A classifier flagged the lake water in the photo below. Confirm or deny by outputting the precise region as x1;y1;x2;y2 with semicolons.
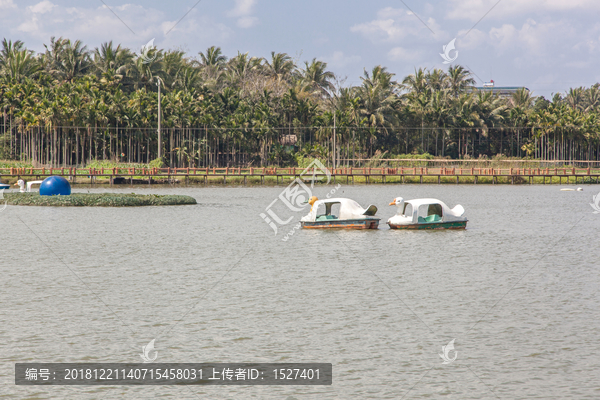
1;183;599;399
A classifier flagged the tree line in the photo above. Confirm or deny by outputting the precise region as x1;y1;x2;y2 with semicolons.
1;37;600;168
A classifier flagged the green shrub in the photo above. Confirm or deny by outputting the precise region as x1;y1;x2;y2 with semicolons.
0;160;34;168
295;155;328;169
149;157;166;169
4;192;197;207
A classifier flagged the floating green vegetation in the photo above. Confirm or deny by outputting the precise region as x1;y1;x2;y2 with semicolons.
3;192;197;207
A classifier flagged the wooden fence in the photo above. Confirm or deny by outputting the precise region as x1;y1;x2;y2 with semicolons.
2;166;600;185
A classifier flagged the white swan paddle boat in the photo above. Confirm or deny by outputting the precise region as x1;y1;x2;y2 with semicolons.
300;197;380;229
387;197;467;230
15;179;44;192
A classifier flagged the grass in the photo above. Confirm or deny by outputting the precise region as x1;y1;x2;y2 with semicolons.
3;192;197;207
0;160;34;168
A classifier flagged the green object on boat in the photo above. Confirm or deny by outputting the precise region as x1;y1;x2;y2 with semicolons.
316;215;338;221
418;214;442;223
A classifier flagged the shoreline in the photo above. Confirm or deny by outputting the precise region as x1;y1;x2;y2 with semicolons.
3;175;598;188
3;166;599;187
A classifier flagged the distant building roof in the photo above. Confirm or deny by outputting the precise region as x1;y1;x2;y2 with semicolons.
469;86;529;98
473;87;528;90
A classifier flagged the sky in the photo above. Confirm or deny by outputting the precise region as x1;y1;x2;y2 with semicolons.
1;0;600;98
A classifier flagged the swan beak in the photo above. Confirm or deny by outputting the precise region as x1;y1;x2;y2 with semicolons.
389;201;395;206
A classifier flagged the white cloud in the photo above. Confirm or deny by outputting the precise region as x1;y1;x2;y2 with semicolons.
28;0;55;14
447;0;600;21
228;0;255;17
565;60;591;68
485;18;578;60
451;17;599;77
17;20;39;34
388;46;422;62
352;17;406;42
323;51;361;69
0;0;16;10
351;7;444;43
227;0;258;28
455;29;486;50
237;16;257;29
488;23;518;50
7;2;232;53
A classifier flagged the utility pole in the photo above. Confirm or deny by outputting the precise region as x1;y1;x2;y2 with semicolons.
333;112;336;169
157;77;163;159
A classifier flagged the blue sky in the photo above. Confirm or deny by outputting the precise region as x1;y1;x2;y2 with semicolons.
1;0;600;98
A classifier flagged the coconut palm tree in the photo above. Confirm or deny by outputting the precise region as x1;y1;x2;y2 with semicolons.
93;41;133;86
446;65;475;97
43;37;91;82
264;52;295;81
300;58;335;98
0;49;40;83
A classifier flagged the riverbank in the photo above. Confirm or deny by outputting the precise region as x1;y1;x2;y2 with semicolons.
2;175;598;187
3;192;197;207
2;165;599;186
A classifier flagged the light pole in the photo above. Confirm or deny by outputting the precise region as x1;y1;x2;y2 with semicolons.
333;112;336;169
157;77;163;159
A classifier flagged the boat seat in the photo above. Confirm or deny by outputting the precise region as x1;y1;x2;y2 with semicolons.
418;215;442;223
316;215;338;221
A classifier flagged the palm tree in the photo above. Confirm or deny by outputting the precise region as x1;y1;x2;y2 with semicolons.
565;87;585;111
93;41;133;85
402;67;429;96
4;35;600;165
584;85;600;112
43;37;91;82
129;51;164;91
357;66;398;136
510;87;534;109
0;49;40;83
0;39;26;68
226;52;262;84
265;52;295;81
446;65;475;97
300;58;335;98
199;46;227;67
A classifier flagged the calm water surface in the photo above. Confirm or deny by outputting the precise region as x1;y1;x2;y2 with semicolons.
1;183;599;399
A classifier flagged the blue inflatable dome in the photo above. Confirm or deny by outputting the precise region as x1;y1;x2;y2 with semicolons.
39;176;71;196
